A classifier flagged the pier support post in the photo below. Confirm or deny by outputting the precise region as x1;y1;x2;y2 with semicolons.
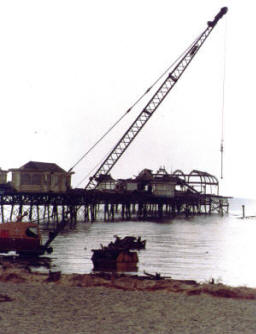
1;205;4;223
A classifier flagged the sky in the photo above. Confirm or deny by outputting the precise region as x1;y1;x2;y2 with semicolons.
0;0;255;198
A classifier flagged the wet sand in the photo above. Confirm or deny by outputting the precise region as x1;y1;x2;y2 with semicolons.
0;266;256;334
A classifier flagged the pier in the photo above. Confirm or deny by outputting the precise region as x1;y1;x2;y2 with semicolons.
0;189;229;224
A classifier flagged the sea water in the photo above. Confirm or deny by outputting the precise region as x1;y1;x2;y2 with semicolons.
42;197;256;288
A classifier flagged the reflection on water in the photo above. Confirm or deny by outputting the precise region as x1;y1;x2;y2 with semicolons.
37;198;256;287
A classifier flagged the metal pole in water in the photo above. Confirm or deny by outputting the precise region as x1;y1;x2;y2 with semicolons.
242;205;245;219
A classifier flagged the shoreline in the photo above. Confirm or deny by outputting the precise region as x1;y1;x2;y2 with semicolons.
1;261;256;299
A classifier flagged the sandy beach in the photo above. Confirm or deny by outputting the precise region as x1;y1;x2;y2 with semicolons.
0;264;256;334
1;282;256;334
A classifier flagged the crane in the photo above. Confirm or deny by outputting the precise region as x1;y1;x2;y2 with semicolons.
85;7;228;190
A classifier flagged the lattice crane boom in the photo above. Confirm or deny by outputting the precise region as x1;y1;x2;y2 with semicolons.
85;7;228;190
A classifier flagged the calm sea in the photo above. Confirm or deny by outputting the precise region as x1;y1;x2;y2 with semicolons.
39;197;256;288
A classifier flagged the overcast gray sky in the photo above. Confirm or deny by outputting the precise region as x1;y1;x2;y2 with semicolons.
0;0;254;198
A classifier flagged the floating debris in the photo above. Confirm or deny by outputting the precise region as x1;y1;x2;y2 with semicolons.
112;235;146;250
91;236;146;271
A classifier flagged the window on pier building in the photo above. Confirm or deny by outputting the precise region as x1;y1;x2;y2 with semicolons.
21;173;42;185
21;173;31;185
32;174;42;185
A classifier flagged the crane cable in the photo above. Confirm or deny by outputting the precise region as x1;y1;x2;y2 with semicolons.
76;143;119;187
220;16;228;180
70;32;203;181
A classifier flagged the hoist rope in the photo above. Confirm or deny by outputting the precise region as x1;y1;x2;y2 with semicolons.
220;16;228;180
69;32;203;181
68;113;127;174
76;145;117;187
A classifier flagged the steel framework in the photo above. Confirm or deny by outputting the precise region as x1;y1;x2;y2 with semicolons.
173;169;219;195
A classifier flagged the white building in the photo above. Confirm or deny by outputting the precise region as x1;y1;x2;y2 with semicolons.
9;161;72;193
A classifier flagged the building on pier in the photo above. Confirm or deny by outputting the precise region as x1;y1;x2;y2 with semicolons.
97;167;220;199
95;174;116;191
134;167;178;197
9;161;72;193
151;168;177;198
99;167;220;198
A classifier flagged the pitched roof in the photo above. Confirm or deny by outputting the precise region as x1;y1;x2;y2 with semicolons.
136;169;153;181
20;161;66;173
